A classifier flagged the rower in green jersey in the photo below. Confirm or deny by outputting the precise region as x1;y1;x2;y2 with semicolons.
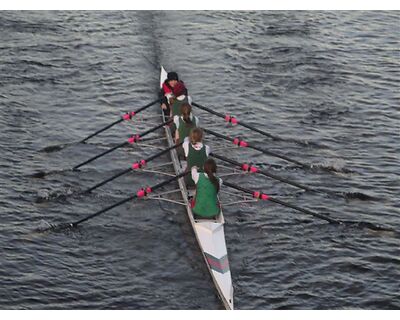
173;103;200;145
191;159;222;219
183;128;210;187
170;81;192;117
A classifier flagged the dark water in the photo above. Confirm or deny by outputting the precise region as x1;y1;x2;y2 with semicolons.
1;11;399;309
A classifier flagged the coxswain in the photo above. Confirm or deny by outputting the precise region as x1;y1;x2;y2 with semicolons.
191;158;222;219
160;71;179;114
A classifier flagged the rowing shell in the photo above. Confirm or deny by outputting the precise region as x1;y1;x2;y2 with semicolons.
160;66;234;310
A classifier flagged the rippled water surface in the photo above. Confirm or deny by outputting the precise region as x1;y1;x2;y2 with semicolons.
0;11;399;309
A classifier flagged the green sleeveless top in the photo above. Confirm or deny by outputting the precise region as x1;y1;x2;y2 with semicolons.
193;173;220;218
187;143;207;171
178;117;197;143
171;96;189;117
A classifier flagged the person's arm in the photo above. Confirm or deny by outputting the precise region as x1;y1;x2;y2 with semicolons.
191;166;200;184
174;116;180;142
173;116;180;129
183;140;189;158
205;144;211;157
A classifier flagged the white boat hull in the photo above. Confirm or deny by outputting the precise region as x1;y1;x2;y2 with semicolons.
160;66;234;310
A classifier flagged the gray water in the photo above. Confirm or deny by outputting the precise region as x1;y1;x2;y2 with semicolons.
0;11;399;310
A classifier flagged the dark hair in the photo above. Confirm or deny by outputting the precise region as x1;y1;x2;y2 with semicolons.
167;72;179;81
181;103;193;126
204;159;219;193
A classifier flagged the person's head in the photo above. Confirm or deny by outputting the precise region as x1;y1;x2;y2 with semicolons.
181;103;192;118
204;158;219;193
167;72;179;88
189;127;203;144
172;81;187;97
204;158;217;174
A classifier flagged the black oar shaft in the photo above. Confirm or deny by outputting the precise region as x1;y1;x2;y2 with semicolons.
73;141;128;170
192;102;225;118
192;102;279;140
80;118;124;144
204;128;309;168
134;98;161;114
210;153;312;192
72;171;188;226
83;142;183;193
222;181;338;224
84;167;132;193
73;194;137;226
238;121;280;140
250;144;307;168
145;141;183;163
139;118;172;137
266;195;338;224
79;98;160;143
73;119;172;171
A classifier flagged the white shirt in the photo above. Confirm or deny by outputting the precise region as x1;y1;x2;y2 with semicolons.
177;95;192;104
182;141;210;158
174;114;200;130
168;94;192;103
191;167;223;186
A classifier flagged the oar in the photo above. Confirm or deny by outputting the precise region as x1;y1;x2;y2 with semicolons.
203;128;309;168
223;181;392;232
211;152;314;192
223;180;339;223
31;119;172;178
83;142;183;193
47;171;188;232
40;98;161;153
211;153;374;200
193;102;281;141
192;102;321;148
72;119;172;170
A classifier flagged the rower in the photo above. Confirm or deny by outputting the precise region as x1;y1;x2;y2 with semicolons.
174;103;200;145
160;71;180;115
191;159;222;219
183;127;210;187
170;81;192;118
